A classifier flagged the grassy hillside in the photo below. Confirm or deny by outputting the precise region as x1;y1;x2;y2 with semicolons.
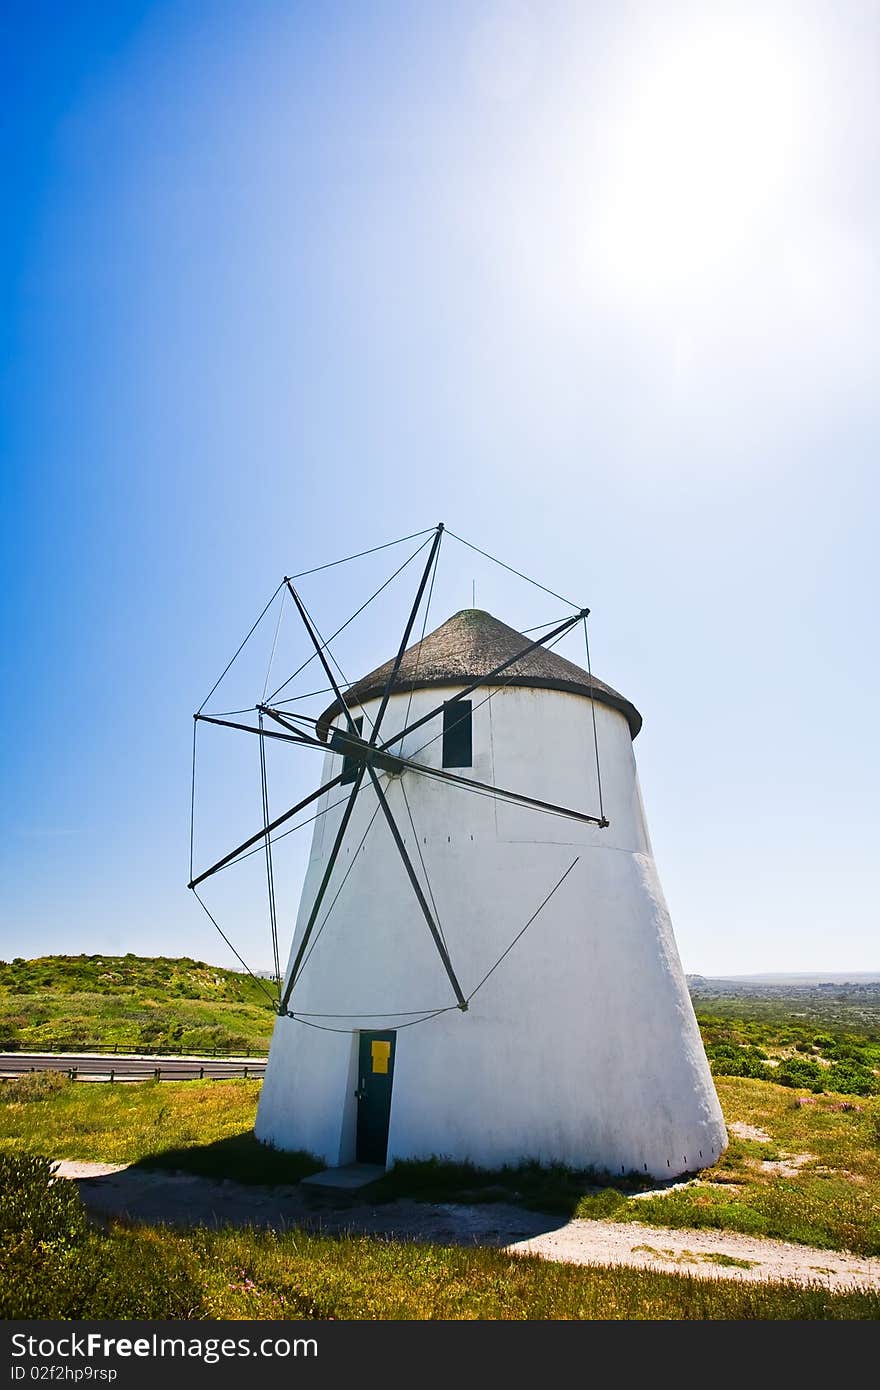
3;955;880;1080
0;955;276;1055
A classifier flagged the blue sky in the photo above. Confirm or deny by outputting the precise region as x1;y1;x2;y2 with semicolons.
1;0;877;976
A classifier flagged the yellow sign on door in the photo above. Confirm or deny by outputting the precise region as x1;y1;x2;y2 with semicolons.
371;1040;391;1074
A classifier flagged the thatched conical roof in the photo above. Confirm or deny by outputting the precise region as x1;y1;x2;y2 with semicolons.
316;609;642;740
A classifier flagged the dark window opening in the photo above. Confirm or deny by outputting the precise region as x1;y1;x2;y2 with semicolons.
442;700;472;768
332;715;364;784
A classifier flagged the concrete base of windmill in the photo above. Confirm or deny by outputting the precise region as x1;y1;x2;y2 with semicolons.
300;1163;386;1191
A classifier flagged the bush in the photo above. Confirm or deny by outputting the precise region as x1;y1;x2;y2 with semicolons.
0;1154;88;1247
0;1070;69;1103
707;1044;770;1081
575;1188;629;1219
775;1056;825;1091
825;1063;880;1097
0;1152;204;1318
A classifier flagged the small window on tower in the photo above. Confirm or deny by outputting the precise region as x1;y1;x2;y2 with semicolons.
442;700;472;768
332;715;364;784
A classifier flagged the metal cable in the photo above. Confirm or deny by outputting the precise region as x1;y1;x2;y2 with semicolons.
204;784;357;876
287;1006;457;1035
403;762;599;828
288;527;435;580
399;778;447;950
258;713;282;995
190;889;278;1008
203;687;343;719
197;579;286;715
445;530;581;609
466;857;580;1003
291;1007;452;1018
284;858;581;1025
189;718;197;884
583;615;605;824
292;792;385;988
401;529;442;736
261;586;286;703
267;535;433;704
293;589;374;734
407;624;574;761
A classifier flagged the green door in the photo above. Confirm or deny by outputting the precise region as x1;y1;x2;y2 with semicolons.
356;1031;396;1164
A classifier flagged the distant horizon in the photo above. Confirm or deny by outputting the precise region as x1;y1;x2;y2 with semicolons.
687;970;880;983
5;949;879;986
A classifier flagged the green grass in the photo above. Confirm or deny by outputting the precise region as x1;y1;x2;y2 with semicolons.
3;1182;877;1321
160;1225;879;1319
570;1076;880;1256
0;954;275;1055
367;1155;640;1212
4;1151;878;1321
0;1073;320;1183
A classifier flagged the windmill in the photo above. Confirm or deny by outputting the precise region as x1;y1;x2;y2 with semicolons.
189;524;727;1177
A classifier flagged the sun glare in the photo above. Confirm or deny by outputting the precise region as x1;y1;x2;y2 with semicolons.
592;19;812;300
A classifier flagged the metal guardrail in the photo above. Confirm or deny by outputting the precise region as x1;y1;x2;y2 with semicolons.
1;1041;270;1058
0;1054;267;1083
59;1064;264;1082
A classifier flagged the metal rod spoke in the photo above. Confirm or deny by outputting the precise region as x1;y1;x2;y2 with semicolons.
401;758;608;827
279;766;366;1011
188;769;346;889
286;581;361;737
268;533;434;704
256;706;328;750
258;712;282;995
368;524;444;746
196;712;323;750
364;766;467;1010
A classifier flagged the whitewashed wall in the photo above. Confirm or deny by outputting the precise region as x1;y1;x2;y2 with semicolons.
255;685;727;1178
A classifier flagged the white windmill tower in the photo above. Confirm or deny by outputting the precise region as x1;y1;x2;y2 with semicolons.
190;524;726;1179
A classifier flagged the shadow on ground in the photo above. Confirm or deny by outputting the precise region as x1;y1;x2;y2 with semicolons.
131;1133;660;1218
63;1132;682;1248
132;1132;320;1186
70;1159;569;1248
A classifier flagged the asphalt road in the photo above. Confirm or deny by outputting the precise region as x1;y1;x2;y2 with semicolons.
0;1051;267;1081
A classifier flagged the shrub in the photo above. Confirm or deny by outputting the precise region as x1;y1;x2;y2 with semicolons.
774;1057;825;1092
0;1070;69;1103
575;1188;629;1219
0;1154;88;1247
707;1045;770;1081
0;1152;203;1318
825;1063;880;1097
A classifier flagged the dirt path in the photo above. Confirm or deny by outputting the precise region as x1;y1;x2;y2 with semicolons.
55;1159;880;1291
